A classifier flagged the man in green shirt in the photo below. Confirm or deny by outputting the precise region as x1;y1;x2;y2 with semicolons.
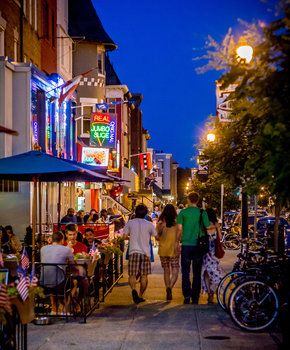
177;192;210;304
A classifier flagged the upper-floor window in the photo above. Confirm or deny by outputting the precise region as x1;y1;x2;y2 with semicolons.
97;52;103;74
51;10;55;47
34;0;38;31
29;0;32;25
23;0;27;17
0;12;6;56
14;28;19;61
0;28;4;56
42;0;49;39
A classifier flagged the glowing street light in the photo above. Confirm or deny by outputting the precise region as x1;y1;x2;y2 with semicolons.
236;45;253;64
206;132;216;142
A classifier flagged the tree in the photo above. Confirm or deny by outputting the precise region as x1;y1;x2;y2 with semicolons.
196;0;290;251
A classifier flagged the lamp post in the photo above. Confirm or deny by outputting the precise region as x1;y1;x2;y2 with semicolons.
206;132;224;227
236;43;253;239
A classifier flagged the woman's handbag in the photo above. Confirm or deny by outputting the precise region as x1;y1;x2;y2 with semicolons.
215;235;225;259
198;209;209;255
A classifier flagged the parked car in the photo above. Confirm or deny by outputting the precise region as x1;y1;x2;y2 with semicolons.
256;216;290;253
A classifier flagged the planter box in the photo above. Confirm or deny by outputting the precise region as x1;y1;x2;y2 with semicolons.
10;296;35;324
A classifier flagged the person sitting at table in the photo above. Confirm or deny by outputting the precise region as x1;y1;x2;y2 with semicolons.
60;208;77;224
97;209;110;224
76;210;85;224
40;231;74;315
86;213;99;224
0;226;11;254
4;225;22;254
82;228;101;251
84;209;97;223
64;224;88;255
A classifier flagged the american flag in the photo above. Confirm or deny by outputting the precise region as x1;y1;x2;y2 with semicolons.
30;263;38;287
21;247;30;271
89;241;96;256
17;276;29;301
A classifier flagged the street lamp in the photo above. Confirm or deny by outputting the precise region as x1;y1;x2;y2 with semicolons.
236;43;253;239
206;132;224;227
236;45;253;64
206;132;216;142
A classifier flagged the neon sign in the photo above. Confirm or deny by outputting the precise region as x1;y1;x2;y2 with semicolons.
81;147;109;167
32;115;39;145
90;112;116;148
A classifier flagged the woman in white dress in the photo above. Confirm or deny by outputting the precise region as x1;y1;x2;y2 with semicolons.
201;208;223;303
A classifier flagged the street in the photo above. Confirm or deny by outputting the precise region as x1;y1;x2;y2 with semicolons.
28;249;280;350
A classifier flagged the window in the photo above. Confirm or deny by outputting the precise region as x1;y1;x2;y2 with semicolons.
81;105;93;134
42;0;49;39
51;10;55;47
0;28;4;56
14;28;19;61
23;0;27;17
29;0;32;25
0;12;6;56
83;118;90;134
97;52;103;74
34;0;37;31
0;180;19;192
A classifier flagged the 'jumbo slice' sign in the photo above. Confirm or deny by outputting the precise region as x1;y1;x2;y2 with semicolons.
90;112;117;148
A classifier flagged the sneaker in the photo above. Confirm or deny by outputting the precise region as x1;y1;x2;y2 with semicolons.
183;297;190;304
138;297;146;303
132;289;141;304
166;287;172;301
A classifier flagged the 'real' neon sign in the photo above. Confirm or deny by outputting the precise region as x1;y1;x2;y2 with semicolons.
90;112;117;148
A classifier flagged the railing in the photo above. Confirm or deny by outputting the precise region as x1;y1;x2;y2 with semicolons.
102;195;131;216
34;252;123;323
0;303;28;350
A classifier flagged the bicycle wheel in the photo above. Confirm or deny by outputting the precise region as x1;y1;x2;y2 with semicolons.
229;280;279;331
248;240;265;253
217;271;245;311
223;234;241;250
223;274;255;311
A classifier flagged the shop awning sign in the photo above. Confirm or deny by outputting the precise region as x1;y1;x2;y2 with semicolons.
90;112;117;148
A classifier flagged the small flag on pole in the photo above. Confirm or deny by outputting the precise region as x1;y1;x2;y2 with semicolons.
17;276;29;301
21;247;30;271
96;103;109;110
59;66;98;106
89;241;96;256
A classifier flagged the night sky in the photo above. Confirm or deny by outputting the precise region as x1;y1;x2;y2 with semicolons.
92;0;274;168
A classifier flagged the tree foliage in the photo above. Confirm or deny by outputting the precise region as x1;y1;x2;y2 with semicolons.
198;0;290;206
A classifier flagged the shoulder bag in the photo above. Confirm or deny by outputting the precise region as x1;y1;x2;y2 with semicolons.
197;209;209;255
215;230;225;259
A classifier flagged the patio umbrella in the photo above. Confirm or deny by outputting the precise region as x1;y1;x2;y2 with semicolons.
0;150;113;182
0;150;113;262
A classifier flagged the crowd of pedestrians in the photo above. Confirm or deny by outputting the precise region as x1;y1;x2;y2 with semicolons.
123;191;223;305
1;192;223;309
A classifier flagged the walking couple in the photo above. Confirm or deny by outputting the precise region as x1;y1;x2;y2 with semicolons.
123;192;222;304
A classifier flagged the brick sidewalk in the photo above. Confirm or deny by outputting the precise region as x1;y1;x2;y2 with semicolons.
28;249;279;350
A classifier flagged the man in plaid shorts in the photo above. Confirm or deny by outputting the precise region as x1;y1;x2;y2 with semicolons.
123;204;157;304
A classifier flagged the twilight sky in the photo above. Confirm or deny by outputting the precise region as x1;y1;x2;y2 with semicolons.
92;0;274;168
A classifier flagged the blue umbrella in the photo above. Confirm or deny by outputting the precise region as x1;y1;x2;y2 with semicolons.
0;150;113;262
0;150;112;182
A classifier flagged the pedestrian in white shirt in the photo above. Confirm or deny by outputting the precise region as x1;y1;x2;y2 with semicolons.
123;204;157;304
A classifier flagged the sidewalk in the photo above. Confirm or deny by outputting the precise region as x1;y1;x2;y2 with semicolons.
28;250;279;350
